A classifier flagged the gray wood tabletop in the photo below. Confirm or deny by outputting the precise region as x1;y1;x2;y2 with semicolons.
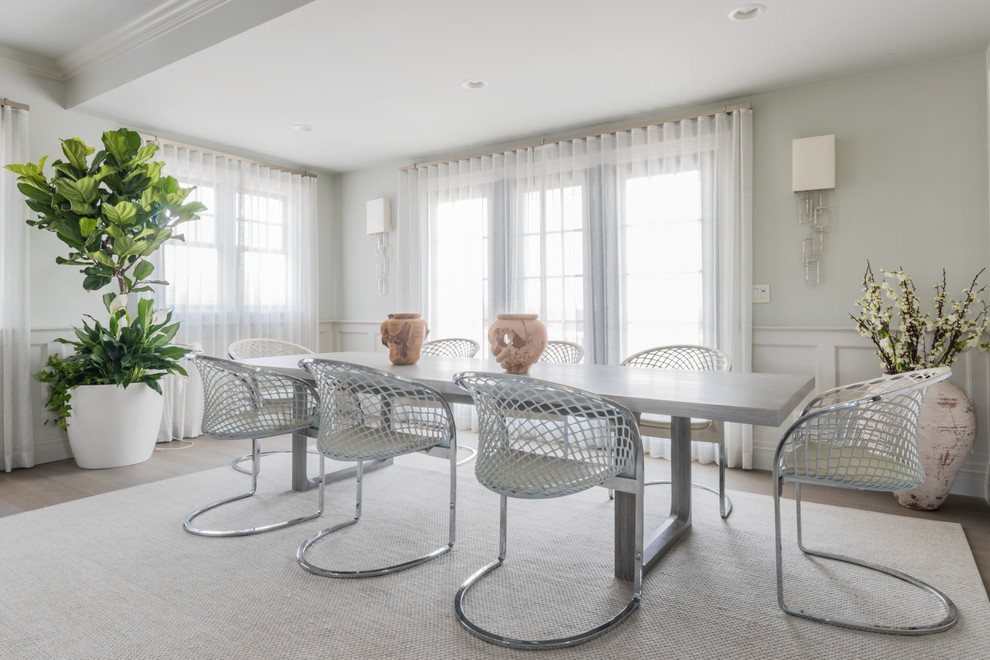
245;351;816;427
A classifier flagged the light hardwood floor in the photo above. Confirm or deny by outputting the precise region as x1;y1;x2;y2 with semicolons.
1;436;987;594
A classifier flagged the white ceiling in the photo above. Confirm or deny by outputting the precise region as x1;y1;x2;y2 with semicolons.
3;0;990;173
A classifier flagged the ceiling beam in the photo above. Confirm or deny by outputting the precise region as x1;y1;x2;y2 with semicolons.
63;0;316;108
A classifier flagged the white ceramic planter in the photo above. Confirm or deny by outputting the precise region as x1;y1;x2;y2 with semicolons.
66;383;164;469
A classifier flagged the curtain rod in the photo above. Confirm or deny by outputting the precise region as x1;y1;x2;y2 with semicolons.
1;98;30;111
140;133;316;178
401;102;752;171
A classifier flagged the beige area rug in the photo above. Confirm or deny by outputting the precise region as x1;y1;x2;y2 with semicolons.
1;444;988;659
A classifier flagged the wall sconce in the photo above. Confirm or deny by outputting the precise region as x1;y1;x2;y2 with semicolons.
367;197;391;296
792;134;835;285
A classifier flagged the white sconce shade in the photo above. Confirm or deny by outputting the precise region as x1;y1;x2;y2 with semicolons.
792;134;835;192
367;197;392;234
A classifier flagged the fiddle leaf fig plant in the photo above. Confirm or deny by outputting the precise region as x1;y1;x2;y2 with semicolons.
5;127;205;294
5;127;204;427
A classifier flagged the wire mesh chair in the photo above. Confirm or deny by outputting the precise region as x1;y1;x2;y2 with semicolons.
453;371;644;650
297;358;457;578
226;338;318;475
421;338;482;465
184;356;323;536
227;338;315;360
620;345;733;518
773;366;957;635
538;340;585;364
421;338;481;358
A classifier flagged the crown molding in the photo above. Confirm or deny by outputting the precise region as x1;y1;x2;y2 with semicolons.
0;44;63;80
56;0;230;81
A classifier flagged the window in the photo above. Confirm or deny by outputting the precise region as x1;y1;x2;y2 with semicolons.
400;110;750;368
152;140;318;355
430;197;490;339
163;184;295;311
162;183;217;307
521;186;585;346
621;171;703;355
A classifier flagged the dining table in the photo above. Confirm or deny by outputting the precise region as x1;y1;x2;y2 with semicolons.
242;350;815;581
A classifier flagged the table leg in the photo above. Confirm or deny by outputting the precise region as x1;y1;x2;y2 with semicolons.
291;430;392;491
615;415;692;580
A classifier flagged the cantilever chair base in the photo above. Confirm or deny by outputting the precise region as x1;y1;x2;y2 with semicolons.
184;439;325;537
455;561;641;650
454;492;641;650
296;449;457;578
298;522;454;579
775;485;957;635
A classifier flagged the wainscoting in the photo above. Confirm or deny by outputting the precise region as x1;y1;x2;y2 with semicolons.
28;328;75;465
27;323;989;499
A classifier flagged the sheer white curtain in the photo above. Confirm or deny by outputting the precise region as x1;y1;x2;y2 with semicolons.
151;141;319;440
1;102;32;470
398;109;753;466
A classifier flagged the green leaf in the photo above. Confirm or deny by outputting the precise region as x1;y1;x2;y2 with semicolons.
82;274;113;291
112;235;135;255
102;129;141;163
137;297;154;328
4;157;46;178
102;201;138;226
87;251;116;267
60;138;94;172
132;260;154;281
79;217;98;237
16;181;54;204
128;143;159;166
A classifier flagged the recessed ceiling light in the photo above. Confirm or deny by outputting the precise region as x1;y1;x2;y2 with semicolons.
293;124;313;132
462;80;487;90
728;4;766;21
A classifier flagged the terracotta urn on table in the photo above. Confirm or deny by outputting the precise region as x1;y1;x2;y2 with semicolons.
488;313;547;375
380;313;429;365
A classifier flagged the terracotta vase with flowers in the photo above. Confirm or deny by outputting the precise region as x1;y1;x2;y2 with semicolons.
851;262;988;510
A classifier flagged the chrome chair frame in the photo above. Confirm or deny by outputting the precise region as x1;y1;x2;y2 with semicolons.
621;345;733;518
226;337;319;475
453;371;644;650
298;358;457;578
421;337;481;358
538;340;585;364
773;367;957;635
184;356;324;537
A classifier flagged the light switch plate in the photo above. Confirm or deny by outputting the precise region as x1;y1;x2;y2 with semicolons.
753;284;771;304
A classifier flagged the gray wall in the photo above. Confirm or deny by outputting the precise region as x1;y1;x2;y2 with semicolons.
330;52;990;331
332;161;405;322
0;67;338;330
753;53;988;328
